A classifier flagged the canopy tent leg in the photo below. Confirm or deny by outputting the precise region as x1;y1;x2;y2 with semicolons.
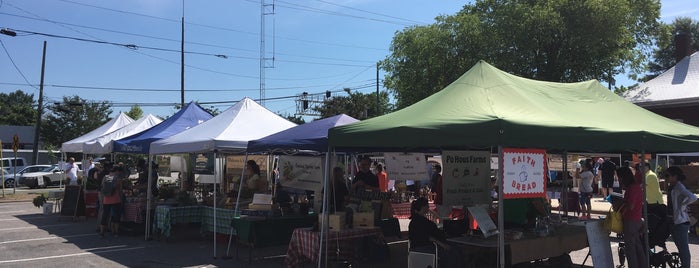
318;150;331;268
497;146;505;268
234;154;249;216
145;154;153;240
213;151;218;259
641;151;650;267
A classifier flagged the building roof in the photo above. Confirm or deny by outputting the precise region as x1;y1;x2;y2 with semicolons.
0;126;35;145
623;52;699;107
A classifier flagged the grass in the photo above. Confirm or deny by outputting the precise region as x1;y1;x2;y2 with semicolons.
0;191;42;202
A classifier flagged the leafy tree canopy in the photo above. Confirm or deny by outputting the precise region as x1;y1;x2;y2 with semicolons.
126;104;143;120
313;89;393;119
643;17;699;81
0;90;37;126
40;95;112;148
383;0;660;108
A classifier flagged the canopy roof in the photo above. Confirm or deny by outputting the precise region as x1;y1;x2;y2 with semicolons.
113;102;213;154
247;114;358;153
623;52;699;107
82;114;163;154
329;61;699;153
61;112;134;153
150;97;296;154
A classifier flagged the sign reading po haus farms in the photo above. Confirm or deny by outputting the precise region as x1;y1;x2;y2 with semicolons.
502;148;547;199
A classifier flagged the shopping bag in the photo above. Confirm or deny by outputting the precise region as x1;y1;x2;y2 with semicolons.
603;208;623;233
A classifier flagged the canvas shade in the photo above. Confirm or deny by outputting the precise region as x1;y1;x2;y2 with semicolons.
247;114;358;153
328;61;699;153
61;112;134;153
82;114;163;154
150;97;296;154
112;102;213;154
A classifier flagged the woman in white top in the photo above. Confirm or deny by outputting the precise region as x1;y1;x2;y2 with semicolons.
665;166;698;268
578;162;594;220
245;160;268;194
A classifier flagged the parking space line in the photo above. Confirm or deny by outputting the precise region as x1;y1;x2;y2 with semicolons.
0;216;51;221
0;233;95;244
0;223;73;231
0;246;146;264
0;210;26;214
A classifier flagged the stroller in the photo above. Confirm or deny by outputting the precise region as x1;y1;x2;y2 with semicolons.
617;204;681;268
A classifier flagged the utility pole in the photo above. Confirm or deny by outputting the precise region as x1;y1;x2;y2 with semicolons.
180;1;185;108
376;62;380;116
32;41;46;165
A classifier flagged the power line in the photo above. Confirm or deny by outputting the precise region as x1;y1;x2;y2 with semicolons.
0;39;37;90
271;0;415;26
313;0;426;25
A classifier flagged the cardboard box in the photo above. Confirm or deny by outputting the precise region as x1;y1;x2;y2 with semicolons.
353;211;374;228
320;212;345;231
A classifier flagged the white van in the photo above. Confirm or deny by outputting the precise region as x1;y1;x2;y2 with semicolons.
1;157;28;174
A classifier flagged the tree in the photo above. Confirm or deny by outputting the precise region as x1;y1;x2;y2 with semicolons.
279;113;305;125
383;0;660;108
173;102;219;116
40;95;112;148
643;17;699;81
0;90;37;126
126;104;143;120
313;89;393;119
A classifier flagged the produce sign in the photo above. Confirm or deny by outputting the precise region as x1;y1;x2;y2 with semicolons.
442;150;491;207
502;148;547;199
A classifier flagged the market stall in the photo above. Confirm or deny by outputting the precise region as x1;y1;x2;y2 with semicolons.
327;61;699;267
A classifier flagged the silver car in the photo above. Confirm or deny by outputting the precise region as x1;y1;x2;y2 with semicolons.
2;165;51;188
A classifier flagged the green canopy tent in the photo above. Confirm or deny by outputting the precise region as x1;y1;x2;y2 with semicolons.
326;61;699;267
328;61;699;153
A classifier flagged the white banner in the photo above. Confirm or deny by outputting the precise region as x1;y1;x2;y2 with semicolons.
502;148;547;199
383;152;428;182
278;156;324;192
442;150;491;207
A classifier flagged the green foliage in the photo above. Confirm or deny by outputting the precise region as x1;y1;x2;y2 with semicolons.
313;88;393;119
40;95;112;148
643;17;699;81
0;90;37;126
126;104;143;120
383;0;660;108
279;113;305;125
32;194;47;208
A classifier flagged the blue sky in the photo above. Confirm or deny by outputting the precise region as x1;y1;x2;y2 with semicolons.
1;0;698;120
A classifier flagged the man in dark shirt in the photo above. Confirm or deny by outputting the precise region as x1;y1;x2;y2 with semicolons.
599;158;617;199
352;156;380;191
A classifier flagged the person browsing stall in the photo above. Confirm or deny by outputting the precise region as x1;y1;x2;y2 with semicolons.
409;197;463;268
617;166;648;268
65;157;79;186
376;164;388;192
99;165;124;238
665;166;698;268
352;156;379;191
642;162;664;205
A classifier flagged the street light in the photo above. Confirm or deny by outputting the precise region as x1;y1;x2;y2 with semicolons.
1;28;46;165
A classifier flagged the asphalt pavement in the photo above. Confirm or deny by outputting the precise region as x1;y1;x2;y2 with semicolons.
0;198;697;268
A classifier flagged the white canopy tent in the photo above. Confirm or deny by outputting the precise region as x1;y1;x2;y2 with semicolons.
61;112;134;153
82;114;163;154
148;97;296;257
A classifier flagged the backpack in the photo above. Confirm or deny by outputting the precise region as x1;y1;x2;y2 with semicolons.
101;175;116;196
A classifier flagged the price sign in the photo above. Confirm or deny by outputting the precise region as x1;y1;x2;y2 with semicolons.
12;134;19;153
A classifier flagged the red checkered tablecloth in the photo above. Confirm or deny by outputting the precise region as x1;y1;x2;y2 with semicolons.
122;202;146;223
391;202;437;219
285;227;382;268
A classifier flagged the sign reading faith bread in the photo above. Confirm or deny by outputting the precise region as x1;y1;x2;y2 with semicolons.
502;148;547;199
467;206;498;238
383;152;428;182
442;150;491;207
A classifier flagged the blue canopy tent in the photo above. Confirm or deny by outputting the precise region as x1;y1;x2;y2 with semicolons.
247;114;359;153
112;102;213;154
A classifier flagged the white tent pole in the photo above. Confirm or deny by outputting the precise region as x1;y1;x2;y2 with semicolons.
145;154;153;240
213;151;218;258
234;154;249;216
497;146;505;268
318;150;331;268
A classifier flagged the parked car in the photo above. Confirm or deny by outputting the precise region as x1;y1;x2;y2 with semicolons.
18;163;82;189
1;157;28;174
1;169;11;188
2;165;51;188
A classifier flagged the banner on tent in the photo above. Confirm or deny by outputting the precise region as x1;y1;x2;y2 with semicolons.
442;150;491;207
502;148;547;199
383;152;429;182
278;156;323;191
193;153;214;175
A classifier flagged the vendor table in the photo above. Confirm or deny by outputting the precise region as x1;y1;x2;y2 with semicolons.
391;202;437;219
153;206;203;238
229;214;317;262
447;224;587;265
285;227;382;268
122;202;146;223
